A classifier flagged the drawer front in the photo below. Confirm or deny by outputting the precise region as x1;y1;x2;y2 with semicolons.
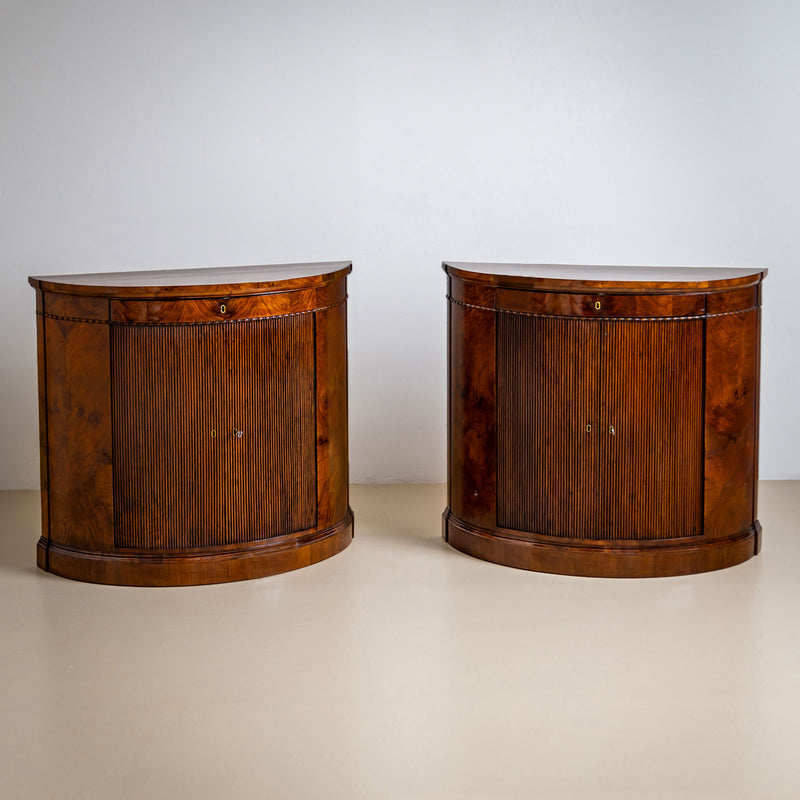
111;289;316;323
496;289;705;318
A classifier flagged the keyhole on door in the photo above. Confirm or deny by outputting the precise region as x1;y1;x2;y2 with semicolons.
609;425;615;435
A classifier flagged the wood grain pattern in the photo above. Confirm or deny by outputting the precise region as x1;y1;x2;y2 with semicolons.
112;316;316;549
43;293;110;321
448;287;496;530
497;314;600;538
110;289;317;324
598;319;703;540
444;264;765;577
31;263;352;585
44;514;353;587
44;317;114;552
704;308;758;540
29;262;351;298
445;514;761;578
706;285;758;315
445;262;765;293
496;289;705;318
315;299;350;529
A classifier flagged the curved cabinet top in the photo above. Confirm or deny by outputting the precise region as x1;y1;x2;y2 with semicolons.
444;262;767;294
29;261;352;299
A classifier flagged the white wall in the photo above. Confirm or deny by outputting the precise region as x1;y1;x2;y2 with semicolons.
1;0;798;488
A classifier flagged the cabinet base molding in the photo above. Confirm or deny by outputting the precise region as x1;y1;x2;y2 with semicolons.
37;511;354;587
443;511;761;578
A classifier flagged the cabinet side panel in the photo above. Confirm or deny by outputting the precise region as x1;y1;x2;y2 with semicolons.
113;316;316;548
599;319;704;539
315;299;349;529
449;296;496;527
704;308;758;539
35;296;49;541
497;314;600;537
45;317;114;550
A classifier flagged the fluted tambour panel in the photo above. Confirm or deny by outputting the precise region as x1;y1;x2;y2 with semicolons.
599;319;703;539
497;314;601;537
498;313;704;540
112;315;316;549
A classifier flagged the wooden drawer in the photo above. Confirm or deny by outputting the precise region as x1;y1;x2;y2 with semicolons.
110;289;316;323
496;289;705;318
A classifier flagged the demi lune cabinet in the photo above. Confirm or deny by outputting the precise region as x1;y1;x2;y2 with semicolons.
443;262;766;577
30;262;352;586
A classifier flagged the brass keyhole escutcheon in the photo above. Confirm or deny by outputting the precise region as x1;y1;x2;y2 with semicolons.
220;303;226;314
594;300;601;310
211;429;216;438
585;423;592;433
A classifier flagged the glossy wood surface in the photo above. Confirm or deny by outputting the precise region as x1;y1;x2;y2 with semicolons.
445;262;765;292
32;262;352;585
29;261;351;298
444;263;766;577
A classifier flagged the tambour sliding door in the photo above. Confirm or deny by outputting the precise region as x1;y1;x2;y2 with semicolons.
112;316;317;550
598;318;704;540
497;312;704;540
497;313;601;538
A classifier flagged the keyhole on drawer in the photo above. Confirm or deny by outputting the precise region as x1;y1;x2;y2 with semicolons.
594;300;601;310
220;303;226;314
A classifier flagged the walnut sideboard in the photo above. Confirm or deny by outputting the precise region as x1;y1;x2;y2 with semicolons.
443;262;766;578
30;262;353;586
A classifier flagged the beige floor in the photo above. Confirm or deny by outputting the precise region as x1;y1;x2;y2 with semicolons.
0;483;798;799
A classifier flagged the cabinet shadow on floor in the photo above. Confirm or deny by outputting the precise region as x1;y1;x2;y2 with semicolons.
0;490;42;576
0;485;453;578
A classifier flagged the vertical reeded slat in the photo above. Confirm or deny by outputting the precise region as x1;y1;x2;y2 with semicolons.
497;314;600;538
112;316;316;549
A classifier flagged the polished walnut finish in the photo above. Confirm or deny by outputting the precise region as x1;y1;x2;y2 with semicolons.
30;262;353;586
444;262;766;578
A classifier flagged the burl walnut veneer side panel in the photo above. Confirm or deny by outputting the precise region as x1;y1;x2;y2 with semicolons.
704;307;759;540
315;298;350;529
448;285;496;529
44;316;114;552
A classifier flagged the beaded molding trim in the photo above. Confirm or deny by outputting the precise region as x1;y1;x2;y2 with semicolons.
447;296;758;322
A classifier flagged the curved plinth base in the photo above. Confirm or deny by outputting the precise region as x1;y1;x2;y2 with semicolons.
443;510;761;578
37;511;354;587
